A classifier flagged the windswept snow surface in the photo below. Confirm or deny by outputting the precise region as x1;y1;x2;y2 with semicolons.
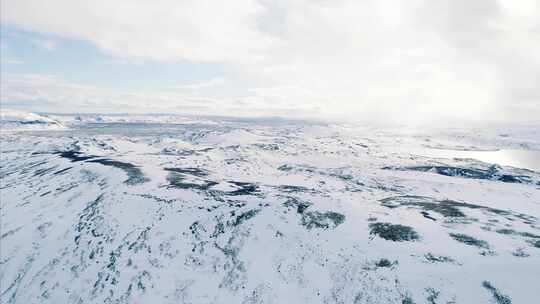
1;118;539;304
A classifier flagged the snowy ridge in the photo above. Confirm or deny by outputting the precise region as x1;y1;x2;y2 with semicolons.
0;109;65;131
48;113;223;126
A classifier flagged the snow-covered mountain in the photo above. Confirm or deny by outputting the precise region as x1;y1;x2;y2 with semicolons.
0;109;65;131
48;113;222;125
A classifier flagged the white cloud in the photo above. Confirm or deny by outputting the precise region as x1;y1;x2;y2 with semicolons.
32;38;57;50
1;0;277;63
0;73;322;117
1;0;539;122
172;77;227;91
1;58;24;64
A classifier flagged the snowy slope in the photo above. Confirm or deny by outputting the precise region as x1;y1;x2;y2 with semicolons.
1;119;539;304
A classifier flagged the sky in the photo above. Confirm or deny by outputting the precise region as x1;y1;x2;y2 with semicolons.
1;0;539;123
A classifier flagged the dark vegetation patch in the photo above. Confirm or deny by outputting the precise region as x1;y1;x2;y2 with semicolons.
278;164;358;187
511;248;529;257
401;295;416;304
160;146;213;156
210;221;226;239
383;165;533;184
282;197;312;214
369;222;419;242
160;147;195;156
1;227;22;239
164;167;208;177
423;253;457;264
166;171;218;190
328;172;354;181
494;228;515;235
381;196;469;218
88;159;147;185
231;209;260;227
277;164;294;171
425;288;440;304
127;226;152;253
380;196;537;225
301;211;345;230
55;150;98;162
279;194;347;230
74;194;108;246
53;167;73;175
24;159;48;169
375;258;397;268
278;185;314;193
424;252;459;264
449;233;489;249
33;165;59;177
213;230;248;291
527;239;540;248
252;143;279;151
495;228;540;239
482;281;512;304
420;211;437;221
225;181;260;196
56;150;147;185
40;191;51;197
164;166;220;191
281;197;344;230
133;193;177;204
30;151;50;155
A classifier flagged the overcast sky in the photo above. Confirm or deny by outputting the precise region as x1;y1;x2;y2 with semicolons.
1;0;539;123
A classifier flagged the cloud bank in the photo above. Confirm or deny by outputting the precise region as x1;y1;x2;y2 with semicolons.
2;0;539;123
